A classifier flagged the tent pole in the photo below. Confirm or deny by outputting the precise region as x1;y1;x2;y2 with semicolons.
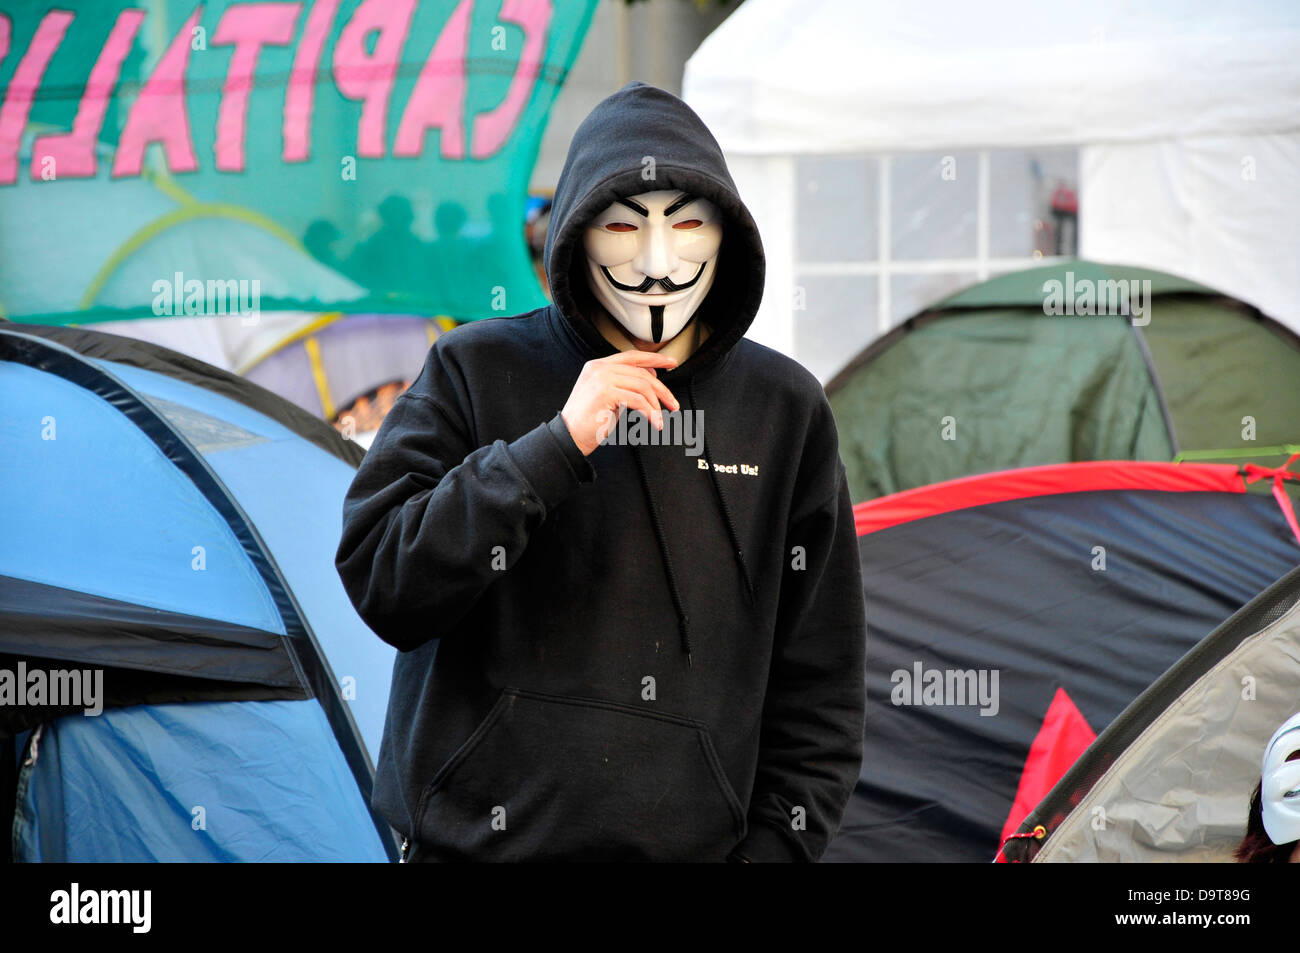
877;156;891;334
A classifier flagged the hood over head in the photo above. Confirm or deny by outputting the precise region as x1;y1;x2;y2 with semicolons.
544;82;765;380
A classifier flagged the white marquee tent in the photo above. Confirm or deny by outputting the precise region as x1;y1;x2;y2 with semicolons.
683;0;1300;381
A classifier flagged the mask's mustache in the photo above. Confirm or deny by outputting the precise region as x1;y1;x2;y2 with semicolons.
601;261;707;294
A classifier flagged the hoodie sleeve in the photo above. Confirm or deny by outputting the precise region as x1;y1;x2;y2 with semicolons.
729;400;867;863
335;342;595;652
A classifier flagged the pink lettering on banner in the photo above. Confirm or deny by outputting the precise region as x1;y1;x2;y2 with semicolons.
393;0;470;160
31;9;146;180
282;0;340;163
0;10;73;186
471;0;551;159
112;7;203;178
213;2;300;172
333;0;416;158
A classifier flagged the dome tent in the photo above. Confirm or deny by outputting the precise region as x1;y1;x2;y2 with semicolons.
0;323;396;861
826;460;1300;863
1006;564;1300;863
236;312;452;448
97;310;449;450
825;260;1300;503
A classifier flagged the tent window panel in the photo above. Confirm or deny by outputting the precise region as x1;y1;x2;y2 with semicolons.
889;152;978;261
795;156;878;264
988;148;1080;259
792;274;877;382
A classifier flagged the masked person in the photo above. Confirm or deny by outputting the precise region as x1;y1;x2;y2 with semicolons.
336;82;867;862
1237;710;1300;863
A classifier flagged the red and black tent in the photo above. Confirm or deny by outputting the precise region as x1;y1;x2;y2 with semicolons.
824;459;1300;862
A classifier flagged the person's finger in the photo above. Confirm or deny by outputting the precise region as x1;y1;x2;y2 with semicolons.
645;374;679;412
607;369;679;412
603;350;678;369
605;371;659;410
607;388;663;430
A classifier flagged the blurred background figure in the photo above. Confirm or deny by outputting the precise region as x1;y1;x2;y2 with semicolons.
302;219;345;273
346;195;428;299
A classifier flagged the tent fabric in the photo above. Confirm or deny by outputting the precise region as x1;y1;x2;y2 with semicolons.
852;461;1245;535
0;576;303;738
998;687;1095;851
0;323;396;860
825;462;1300;863
1141;300;1300;454
94;310;349;380
0;358;286;633
13;701;388;862
5;322;364;466
828;308;1174;502
1007;565;1300;863
826;262;1300;503
1080;132;1300;344
684;0;1300;157
935;262;1215;308
683;1;1300;360
94;311;442;430
238;313;440;422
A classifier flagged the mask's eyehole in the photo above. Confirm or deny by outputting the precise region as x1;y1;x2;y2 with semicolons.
672;219;703;230
1286;748;1300;763
604;222;637;232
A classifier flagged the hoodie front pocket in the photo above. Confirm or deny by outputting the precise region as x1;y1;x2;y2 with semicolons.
414;687;746;861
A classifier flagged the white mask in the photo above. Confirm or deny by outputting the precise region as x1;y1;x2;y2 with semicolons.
1262;711;1300;845
582;189;723;344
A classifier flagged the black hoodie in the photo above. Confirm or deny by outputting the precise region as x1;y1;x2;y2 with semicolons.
336;82;866;862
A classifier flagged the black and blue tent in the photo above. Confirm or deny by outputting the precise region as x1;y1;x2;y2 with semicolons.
0;323;396;861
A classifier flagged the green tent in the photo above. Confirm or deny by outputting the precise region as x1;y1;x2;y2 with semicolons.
827;261;1300;503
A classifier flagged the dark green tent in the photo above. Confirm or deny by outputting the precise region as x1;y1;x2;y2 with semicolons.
827;261;1300;503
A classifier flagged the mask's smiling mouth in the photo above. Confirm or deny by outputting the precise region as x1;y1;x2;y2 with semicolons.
600;261;707;295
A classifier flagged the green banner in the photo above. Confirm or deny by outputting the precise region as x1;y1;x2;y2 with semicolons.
0;0;596;323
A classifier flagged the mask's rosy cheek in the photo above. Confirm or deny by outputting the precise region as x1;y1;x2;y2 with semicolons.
674;223;723;263
583;227;638;267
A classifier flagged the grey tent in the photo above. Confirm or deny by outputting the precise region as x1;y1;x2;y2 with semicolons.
1004;565;1300;862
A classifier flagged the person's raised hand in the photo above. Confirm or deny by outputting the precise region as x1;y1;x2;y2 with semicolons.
560;350;681;456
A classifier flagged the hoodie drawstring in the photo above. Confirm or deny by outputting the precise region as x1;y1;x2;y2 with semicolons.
690;377;756;610
632;447;693;668
630;376;756;670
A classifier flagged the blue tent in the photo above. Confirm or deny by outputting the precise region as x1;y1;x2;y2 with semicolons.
0;323;396;861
